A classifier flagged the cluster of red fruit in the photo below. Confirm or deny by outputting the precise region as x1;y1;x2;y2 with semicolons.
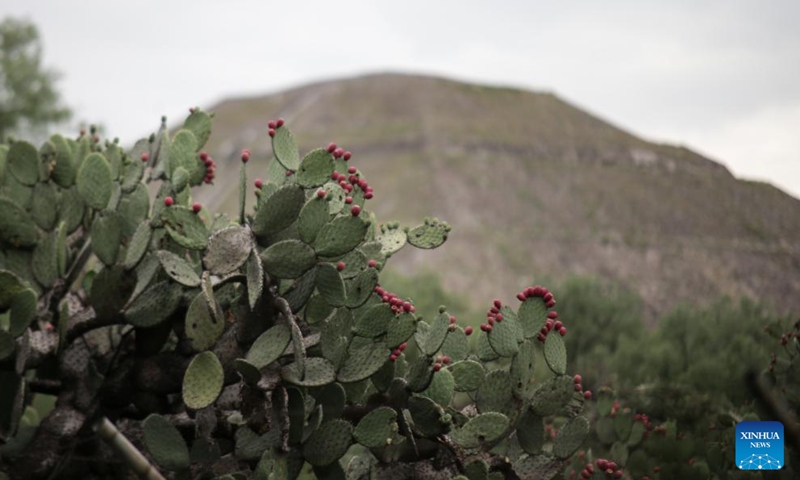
326;142;352;161
163;196;202;214
266;118;285;137
446;314;473;336
373;285;416;315
389;342;408;362
330;165;375;200
431;354;452;371
199;152;217;184
479;299;505;333
572;375;592;400
577;459;623;479
516;285;556;308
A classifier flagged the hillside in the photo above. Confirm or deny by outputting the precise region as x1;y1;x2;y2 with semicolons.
191;73;800;321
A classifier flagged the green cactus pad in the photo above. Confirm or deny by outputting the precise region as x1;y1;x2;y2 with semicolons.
271;126;301;171
0;270;25;310
235;426;278;462
354;303;394;338
407;395;448;437
297;148;334;188
315;263;346;307
440;325;469;362
232;358;261;385
344;268;378;308
0;330;16;361
512;454;562;480
530;375;574;416
451;412;509;449
90;211;122;266
451;360;485;392
117;184;149;237
487;313;520;358
260;239;316;279
543;332;567;375
123;221;151;270
282;357;336;387
0;197;38;247
304;295;334;325
124;280;182;328
354;407;399;448
31;182;59;231
121;155;145;193
627;420;646;446
609;442;628;467
476;370;513;415
421;311;451;356
384;312;417;348
56;222;68;277
376;227;407;255
246;251;263;310
337;341;389;383
318;382;346;423
168;130;198;177
182;351;224;410
406;354;434;393
171;166;189;192
302;418;352;467
613;412;633;441
421;367;455;407
76;153;113;209
183;110;211;148
337;248;368;279
320;180;346;215
31;231;58;288
7;141;39;186
50;134;75;187
246;324;292;369
162;205;208;250
552;416;589;459
298;195;333;245
516;409;545;455
510;340;537;401
518;297;548;339
142;413;190;471
185;292;225;351
58;187;85;234
156;250;201;287
252;184;305;237
406;219;450;249
594;417;615;444
315;215;369;258
9;288;37;338
283;265;318;313
464;460;490;480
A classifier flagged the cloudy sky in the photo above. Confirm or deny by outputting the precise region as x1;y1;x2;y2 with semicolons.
7;1;800;197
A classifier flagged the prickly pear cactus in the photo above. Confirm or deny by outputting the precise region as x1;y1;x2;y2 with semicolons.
0;116;590;480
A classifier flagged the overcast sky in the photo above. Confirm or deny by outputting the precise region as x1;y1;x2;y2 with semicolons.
7;1;800;197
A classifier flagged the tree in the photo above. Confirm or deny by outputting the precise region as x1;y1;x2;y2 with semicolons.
0;17;71;140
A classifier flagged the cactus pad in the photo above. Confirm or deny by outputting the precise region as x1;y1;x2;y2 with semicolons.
344;268;378;308
318;382;347;423
124;280;182;328
543;332;567;375
421;311;451;356
271;126;301;171
297;148;334;188
337;341;389;383
421;367;454;407
9;288;37;338
123;221;152;270
252;184;305;237
354;303;394;338
203;225;253;276
31;182;59;230
451;412;509;449
440;325;469;362
518;297;548;339
76;153;113;209
156;250;201;287
530;375;574;416
384;312;417;348
315;215;369;258
354;407;399;448
162;206;209;250
246;324;292;369
302;419;352;466
487;312;520;358
183;110;211;148
407;396;448;437
476;370;513;415
376;227;407;255
185;292;224;351
406;219;450;249
516;409;545;455
182;351;224;410
315;263;346;307
510;340;537;400
298;195;332;245
7;141;40;186
406;354;434;393
282;357;336;387
451;360;485;392
260;239;316;279
142;414;190;471
233;359;261;385
31;231;58;288
246;251;263;310
0;198;38;247
552;416;589;459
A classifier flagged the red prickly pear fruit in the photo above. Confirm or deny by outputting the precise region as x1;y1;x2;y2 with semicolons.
368;259;378;268
608;462;617;471
327;142;337;153
538;333;546;342
574;383;582;392
573;374;582;384
584;390;593;400
433;363;442;372
597;460;608;470
441;356;451;364
344;184;353;193
343;151;352;160
351;205;362;216
348;166;357;174
525;286;535;297
276;117;285;127
547;311;558;319
546;299;556;308
345;196;353;204
449;316;457;325
141;153;149;162
317;189;327;199
517;293;526;301
554;320;563;330
255;179;264;188
532;286;544;297
192;202;202;213
200;152;209;161
285;170;292;176
364;192;374;200
268;128;276;137
540;326;549;335
402;301;412;312
543;292;554;302
336;261;346;271
493;299;502;309
333;148;344;158
164;196;174;207
480;324;489;332
267;120;277;129
464;326;473;336
613;471;622;479
581;470;590;479
390;354;398;362
495;313;503;321
399;342;407;351
331;171;339;180
485;324;493;332
339;180;348;189
488;317;495;326
241;150;250;162
559;326;567;336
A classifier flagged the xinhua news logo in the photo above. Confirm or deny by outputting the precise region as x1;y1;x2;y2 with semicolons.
735;421;784;470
